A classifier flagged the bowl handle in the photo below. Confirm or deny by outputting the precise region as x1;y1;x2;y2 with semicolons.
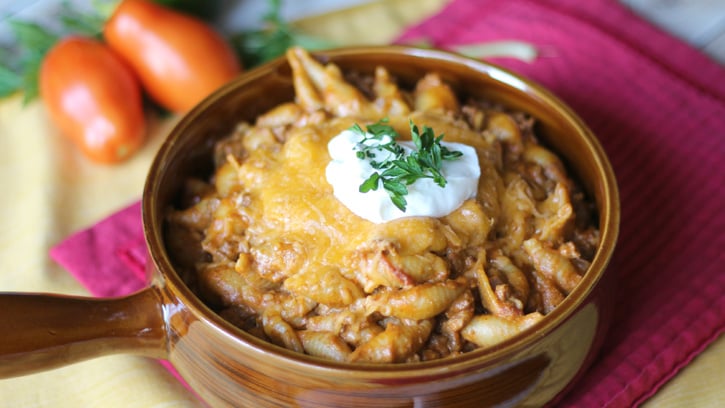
0;287;167;378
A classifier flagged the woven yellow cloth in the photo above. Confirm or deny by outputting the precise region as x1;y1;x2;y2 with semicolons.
0;0;721;406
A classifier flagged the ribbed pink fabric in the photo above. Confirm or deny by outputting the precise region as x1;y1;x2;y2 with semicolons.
397;1;725;406
51;1;724;406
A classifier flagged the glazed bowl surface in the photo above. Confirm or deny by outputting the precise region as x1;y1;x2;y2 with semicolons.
144;46;620;407
0;46;619;408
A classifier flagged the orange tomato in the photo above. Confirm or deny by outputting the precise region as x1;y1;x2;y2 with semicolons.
39;36;146;164
103;0;242;113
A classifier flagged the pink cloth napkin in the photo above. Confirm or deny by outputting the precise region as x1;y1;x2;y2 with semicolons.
51;0;725;406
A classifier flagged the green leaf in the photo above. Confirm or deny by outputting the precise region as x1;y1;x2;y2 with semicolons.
231;0;338;68
59;1;105;38
359;173;380;193
383;179;408;197
8;20;58;53
350;123;365;135
2;21;57;103
390;194;407;212
442;149;462;160
410;122;422;149
20;62;41;105
289;32;337;51
263;0;283;22
233;28;292;67
366;120;396;139
380;166;407;179
0;64;23;98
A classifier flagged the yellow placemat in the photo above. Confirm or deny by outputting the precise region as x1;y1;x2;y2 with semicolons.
0;2;448;406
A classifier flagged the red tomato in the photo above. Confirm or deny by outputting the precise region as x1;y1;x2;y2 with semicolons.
103;0;242;113
39;36;146;163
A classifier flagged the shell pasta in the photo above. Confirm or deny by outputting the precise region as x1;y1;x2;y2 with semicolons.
164;47;599;363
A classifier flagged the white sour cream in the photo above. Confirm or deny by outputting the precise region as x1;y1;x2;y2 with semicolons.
325;128;480;223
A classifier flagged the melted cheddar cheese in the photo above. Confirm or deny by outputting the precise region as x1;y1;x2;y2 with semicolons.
164;48;599;363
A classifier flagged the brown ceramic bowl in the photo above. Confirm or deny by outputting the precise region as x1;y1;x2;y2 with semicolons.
0;46;619;407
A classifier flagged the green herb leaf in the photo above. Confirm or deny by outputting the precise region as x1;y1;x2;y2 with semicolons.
20;62;41;104
8;20;58;53
388;191;408;212
231;0;337;68
351;118;464;212
359;172;380;193
365;119;396;138
59;1;106;38
3;20;59;104
0;64;23;98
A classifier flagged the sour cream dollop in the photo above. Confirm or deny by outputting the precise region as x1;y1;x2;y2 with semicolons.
325;128;480;223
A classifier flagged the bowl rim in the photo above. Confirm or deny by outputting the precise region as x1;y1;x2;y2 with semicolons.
142;45;620;376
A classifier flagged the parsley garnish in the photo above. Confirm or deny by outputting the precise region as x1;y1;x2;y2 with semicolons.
352;119;463;212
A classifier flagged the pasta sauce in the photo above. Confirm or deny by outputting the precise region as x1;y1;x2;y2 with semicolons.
164;47;600;363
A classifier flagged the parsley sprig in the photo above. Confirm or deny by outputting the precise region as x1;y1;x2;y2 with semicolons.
352;119;463;212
